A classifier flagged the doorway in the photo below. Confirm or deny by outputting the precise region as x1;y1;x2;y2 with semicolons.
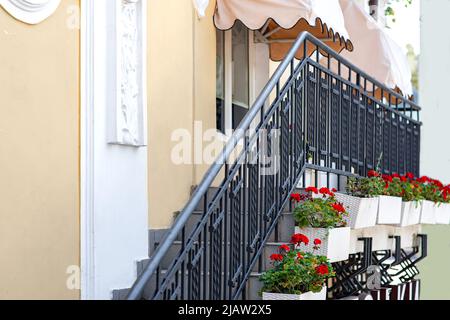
216;22;269;133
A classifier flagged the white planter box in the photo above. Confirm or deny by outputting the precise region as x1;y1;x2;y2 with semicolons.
334;194;378;229
420;200;437;224
262;286;327;300
377;196;402;225
406;201;422;226
294;227;351;263
399;201;422;227
435;203;450;225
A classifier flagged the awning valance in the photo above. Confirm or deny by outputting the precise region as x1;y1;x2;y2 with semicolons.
214;0;354;61
338;0;413;97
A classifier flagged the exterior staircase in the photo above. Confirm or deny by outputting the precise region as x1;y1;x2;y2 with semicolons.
114;188;300;300
123;32;421;300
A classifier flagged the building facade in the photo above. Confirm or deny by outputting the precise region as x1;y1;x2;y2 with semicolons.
0;0;442;300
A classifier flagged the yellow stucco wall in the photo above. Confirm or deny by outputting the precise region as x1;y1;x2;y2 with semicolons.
147;0;194;228
148;0;218;229
193;3;220;185
0;2;80;299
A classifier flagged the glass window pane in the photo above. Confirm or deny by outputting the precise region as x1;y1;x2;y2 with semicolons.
216;30;225;132
232;21;249;109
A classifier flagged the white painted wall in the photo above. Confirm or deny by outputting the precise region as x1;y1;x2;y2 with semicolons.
81;0;149;300
419;0;450;300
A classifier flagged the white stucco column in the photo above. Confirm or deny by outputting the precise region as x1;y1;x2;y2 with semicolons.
81;0;149;300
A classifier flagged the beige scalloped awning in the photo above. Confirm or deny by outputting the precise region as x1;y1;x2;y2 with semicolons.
338;0;413;97
214;0;353;61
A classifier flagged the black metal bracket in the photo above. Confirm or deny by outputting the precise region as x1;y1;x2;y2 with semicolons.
331;232;428;300
389;235;402;266
387;234;428;284
329;237;373;299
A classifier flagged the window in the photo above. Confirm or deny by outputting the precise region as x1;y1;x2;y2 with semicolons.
216;21;251;133
216;30;225;133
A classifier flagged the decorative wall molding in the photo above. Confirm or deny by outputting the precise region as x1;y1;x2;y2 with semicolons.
109;0;147;147
0;0;61;24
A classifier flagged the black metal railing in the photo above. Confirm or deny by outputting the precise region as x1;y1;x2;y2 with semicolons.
126;32;421;300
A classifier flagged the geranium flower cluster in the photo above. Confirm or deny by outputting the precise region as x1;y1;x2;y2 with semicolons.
290;187;348;228
260;233;334;295
364;170;450;203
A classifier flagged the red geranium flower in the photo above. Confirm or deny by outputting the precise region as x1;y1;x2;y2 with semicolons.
331;202;346;213
392;173;401;179
290;193;301;202
279;244;290;252
305;186;319;194
432;179;444;189
316;264;329;275
382;174;393;182
417;176;430;183
297;252;304;259
270;254;283;262
314;238;322;246
331;188;337;193
406;172;414;180
291;233;309;246
319;187;335;197
368;170;379;178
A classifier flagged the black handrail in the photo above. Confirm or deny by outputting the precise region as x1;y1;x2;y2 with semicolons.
126;31;421;300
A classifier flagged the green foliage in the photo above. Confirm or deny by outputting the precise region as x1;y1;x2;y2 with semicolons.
385;0;413;20
384;176;423;202
260;245;334;295
348;171;450;204
347;175;385;198
292;191;347;228
406;44;419;92
420;179;444;203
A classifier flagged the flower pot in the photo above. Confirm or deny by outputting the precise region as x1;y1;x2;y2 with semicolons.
262;286;327;301
397;201;421;227
334;193;378;229
294;227;351;263
377;196;402;225
435;203;450;225
420;200;437;224
404;201;422;226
